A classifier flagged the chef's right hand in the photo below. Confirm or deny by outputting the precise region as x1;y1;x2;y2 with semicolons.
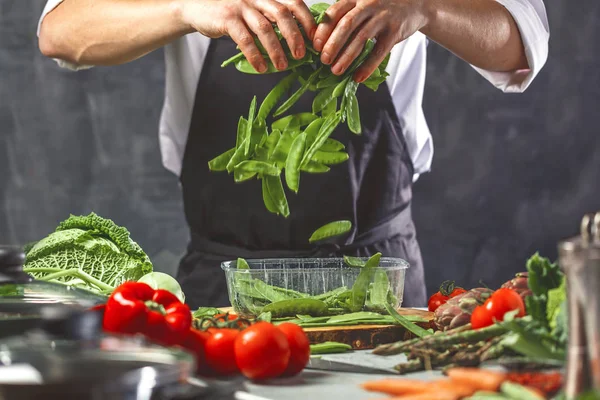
181;0;316;73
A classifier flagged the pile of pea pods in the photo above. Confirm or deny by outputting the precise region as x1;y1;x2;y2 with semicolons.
207;3;391;243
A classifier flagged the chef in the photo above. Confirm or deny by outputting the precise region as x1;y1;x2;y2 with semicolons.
37;0;549;309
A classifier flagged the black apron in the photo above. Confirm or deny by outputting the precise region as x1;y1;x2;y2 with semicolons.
176;37;427;308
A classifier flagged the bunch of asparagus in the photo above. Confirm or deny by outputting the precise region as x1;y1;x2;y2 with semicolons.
373;323;514;374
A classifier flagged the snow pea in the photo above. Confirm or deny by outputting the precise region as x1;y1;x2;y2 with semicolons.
234;168;256;182
274;66;323;117
333;76;350;98
234;160;279;177
322;97;338;117
312;287;349;302
384;303;433;338
346;39;375;75
303;117;325;149
308;220;352;243
310;342;352;355
265;175;289;217
370;269;390;306
237;258;250;269
270;131;294;166
265;130;281;160
262;177;279;214
301;161;330;174
220;52;245;68
347;92;361;134
327;311;385;324
262;298;329;318
349;252;381;312
236;116;247;149
341;80;359;124
285;131;307;193
317;72;344;89
244;96;257;155
301;111;342;167
208;148;235;171
320;138;346;153
343;255;366;268
271;113;317;131
226;137;250;172
312;84;337;114
257;72;299;122
233;52;313;74
312;150;349;165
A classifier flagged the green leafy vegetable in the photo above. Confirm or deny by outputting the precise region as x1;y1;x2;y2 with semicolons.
23;212;153;295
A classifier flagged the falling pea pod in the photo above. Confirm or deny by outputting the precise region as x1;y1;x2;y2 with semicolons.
285;131;307;193
308;220;352;243
257;72;299;122
208;148;235;171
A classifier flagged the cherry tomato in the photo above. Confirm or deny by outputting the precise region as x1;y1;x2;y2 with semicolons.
471;288;525;329
180;328;211;375
277;323;310;377
427;281;467;312
205;328;240;375
234;322;290;380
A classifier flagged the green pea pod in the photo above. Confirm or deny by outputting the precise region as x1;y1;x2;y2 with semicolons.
208;148;235;171
301;161;330;174
303;117;325;149
369;269;390;306
309;2;330;17
347;92;361;134
500;382;545;400
263;298;329;318
301;112;342;167
343;255;366;268
384;303;433;338
308;220;352;243
312;84;338;114
226;137;250;172
257;72;299;122
262;177;279;214
349;253;381;312
362;74;388;92
272;113;317;131
379;52;391;72
312;150;349;165
274;66;322;117
237;258;250;269
322;97;338;117
310;342;352;355
235;160;280;177
221;52;245;68
234;168;257;182
236;117;247;149
244;96;257;155
253;146;269;162
265;175;290;217
270;131;294;166
341;80;359;124
317;72;344;89
265;130;282;160
346;39;375;74
320;138;345;152
233;53;313;74
285;132;307;193
333;77;350;97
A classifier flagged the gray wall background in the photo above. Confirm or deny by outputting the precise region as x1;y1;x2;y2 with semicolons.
1;1;598;297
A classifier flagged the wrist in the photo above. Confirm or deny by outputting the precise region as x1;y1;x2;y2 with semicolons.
171;0;198;35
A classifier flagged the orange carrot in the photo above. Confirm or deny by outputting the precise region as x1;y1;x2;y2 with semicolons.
445;368;507;392
361;379;434;395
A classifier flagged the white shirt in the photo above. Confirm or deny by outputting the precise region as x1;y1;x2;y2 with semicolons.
38;0;549;181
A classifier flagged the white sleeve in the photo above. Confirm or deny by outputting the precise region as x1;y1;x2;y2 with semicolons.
37;0;93;71
472;0;549;93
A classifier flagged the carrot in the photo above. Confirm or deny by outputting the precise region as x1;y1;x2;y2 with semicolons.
373;391;463;400
361;379;434;395
362;378;477;399
445;368;507;392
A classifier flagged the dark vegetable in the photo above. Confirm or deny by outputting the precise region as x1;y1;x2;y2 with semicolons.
310;341;352;354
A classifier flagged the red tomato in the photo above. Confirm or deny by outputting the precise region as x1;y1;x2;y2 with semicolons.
277;323;310;377
180;328;211;375
471;288;525;329
234;322;290;380
205;328;240;375
427;281;467;312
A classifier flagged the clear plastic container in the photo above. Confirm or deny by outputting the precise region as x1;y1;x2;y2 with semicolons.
221;257;409;317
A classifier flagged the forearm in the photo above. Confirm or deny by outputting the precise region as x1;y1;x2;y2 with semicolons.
420;0;529;72
39;0;194;66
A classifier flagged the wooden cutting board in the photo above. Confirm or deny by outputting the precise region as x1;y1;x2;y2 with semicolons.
218;307;434;350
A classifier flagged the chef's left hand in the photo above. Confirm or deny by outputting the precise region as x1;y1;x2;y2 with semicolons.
312;0;429;82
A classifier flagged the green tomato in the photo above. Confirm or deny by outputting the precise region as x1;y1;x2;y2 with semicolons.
138;272;185;303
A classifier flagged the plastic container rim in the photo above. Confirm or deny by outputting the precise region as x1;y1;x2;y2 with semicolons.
221;257;410;272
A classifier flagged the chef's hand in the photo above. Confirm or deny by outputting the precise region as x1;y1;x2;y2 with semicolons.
312;0;429;82
183;0;316;73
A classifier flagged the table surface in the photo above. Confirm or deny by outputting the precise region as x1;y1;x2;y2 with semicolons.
230;351;441;400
